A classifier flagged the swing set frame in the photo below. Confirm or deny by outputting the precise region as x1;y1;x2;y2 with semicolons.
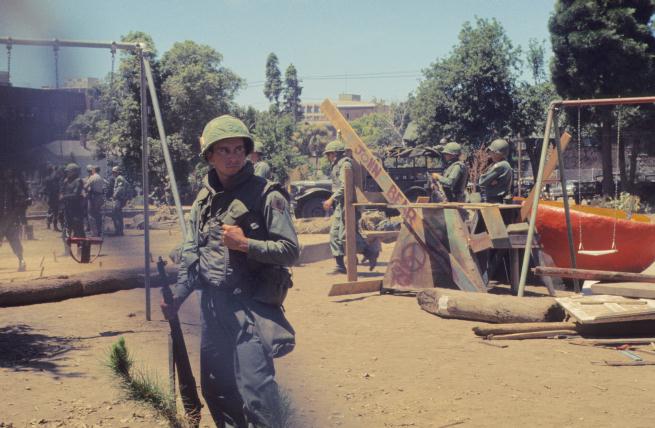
0;36;188;321
519;95;655;296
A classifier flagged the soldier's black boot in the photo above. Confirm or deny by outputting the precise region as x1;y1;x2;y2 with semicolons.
331;256;347;274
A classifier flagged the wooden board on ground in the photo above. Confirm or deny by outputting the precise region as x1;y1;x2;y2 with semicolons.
534;266;655;283
328;279;382;297
556;295;655;324
590;282;655;300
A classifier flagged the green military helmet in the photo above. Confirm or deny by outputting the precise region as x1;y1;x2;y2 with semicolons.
324;140;346;154
65;163;81;174
200;115;254;158
253;140;265;154
488;138;510;156
442;142;462;156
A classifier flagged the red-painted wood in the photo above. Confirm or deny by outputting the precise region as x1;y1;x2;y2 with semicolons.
535;204;655;273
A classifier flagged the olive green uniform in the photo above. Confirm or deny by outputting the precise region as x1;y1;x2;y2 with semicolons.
253;160;272;180
112;174;129;235
328;155;379;266
478;160;513;203
0;169;28;266
174;161;299;427
437;160;469;202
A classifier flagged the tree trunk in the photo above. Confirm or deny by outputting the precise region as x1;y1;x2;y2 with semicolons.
417;288;565;323
600;110;614;196
628;137;640;193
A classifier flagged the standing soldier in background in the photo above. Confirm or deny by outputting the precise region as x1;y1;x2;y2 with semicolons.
161;115;299;427
478;139;513;203
430;142;469;202
0;165;29;272
322;140;379;274
44;164;62;231
111;166;129;236
60;163;86;240
250;140;272;179
85;165;106;237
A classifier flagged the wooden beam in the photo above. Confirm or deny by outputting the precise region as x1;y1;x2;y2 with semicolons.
344;167;358;282
328;279;382;297
520;132;572;220
473;321;577;336
533;266;655;283
591;282;655;300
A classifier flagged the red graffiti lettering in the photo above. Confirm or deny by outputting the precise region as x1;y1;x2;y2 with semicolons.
367;158;382;179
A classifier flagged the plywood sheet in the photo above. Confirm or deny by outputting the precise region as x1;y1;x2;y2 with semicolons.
590;282;655;300
556;294;655;324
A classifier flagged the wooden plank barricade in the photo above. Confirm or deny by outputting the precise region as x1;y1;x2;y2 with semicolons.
320;99;486;294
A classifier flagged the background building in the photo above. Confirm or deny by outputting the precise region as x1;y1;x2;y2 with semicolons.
303;93;388;123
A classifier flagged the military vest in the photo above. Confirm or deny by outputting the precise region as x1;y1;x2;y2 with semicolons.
194;175;292;306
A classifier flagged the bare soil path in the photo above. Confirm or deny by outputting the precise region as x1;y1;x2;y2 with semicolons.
2;227;655;427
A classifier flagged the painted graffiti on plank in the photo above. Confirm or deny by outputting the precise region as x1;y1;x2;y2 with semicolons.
389;242;427;287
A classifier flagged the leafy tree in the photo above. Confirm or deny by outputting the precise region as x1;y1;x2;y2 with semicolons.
293;122;333;156
264;53;282;111
351;113;403;153
160;40;243;147
282;64;303;122
253;112;305;183
412;18;521;148
549;0;655;194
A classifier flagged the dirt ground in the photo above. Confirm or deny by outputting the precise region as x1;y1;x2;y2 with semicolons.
2;223;655;427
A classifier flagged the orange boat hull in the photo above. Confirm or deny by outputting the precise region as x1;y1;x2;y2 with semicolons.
535;204;655;272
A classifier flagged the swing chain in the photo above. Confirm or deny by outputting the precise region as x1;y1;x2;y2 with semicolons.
5;38;12;82
577;107;583;249
53;40;60;89
611;107;622;249
110;42;116;90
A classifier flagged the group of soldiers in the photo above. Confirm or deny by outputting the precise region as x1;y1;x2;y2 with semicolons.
42;163;131;241
321;137;514;274
431;138;513;204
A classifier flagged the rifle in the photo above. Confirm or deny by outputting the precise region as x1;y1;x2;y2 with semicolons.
159;260;202;426
429;173;448;202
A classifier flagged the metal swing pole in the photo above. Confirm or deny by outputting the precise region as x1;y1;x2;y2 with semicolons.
140;50;151;321
553;110;580;293
142;57;187;237
518;103;555;297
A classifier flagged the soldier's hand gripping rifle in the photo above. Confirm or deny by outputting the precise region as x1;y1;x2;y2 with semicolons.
159;260;202;427
429;173;448;203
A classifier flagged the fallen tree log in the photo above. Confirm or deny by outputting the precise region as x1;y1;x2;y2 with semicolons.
473;321;577;336
0;267;177;307
417;288;565;323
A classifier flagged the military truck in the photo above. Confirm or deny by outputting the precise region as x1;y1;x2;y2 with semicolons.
290;146;443;218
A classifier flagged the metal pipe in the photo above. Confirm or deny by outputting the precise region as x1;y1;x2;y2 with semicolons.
554;96;655;107
142;58;187;237
518;104;556;296
553;111;579;293
0;37;141;51
140;54;151;321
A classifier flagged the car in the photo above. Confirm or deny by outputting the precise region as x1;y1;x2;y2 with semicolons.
289;179;332;218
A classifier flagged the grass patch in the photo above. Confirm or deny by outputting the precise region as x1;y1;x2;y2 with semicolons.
106;337;193;427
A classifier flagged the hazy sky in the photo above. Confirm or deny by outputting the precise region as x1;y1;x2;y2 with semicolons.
0;0;555;108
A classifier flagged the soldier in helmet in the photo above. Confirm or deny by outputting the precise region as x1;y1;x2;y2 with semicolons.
430;141;469;202
60;163;86;239
0;164;29;271
478;139;513;203
250;140;272;180
111;166;130;236
160;114;299;427
85;165;106;236
323;140;379;273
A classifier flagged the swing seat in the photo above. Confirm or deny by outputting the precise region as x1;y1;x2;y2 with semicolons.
578;248;618;256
